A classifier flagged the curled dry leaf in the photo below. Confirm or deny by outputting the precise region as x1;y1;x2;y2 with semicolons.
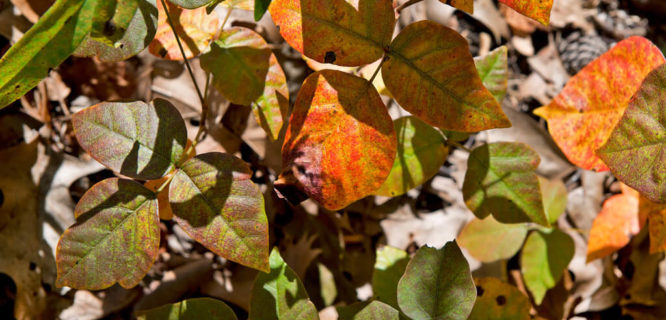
534;36;665;171
276;70;396;210
149;0;220;60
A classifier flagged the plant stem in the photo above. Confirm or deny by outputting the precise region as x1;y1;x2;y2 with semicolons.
368;55;387;84
396;0;424;14
444;137;472;153
221;6;233;29
155;173;175;194
160;0;209;147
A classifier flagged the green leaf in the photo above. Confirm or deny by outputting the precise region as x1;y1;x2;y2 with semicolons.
255;0;271;20
474;45;509;103
375;116;449;197
458;216;528;263
137;297;238;319
0;0;92;109
169;153;269;271
56;178;159;290
249;248;319;320
468;277;531;320
521;229;574;305
397;242;476;320
72;99;188;180
337;301;399;320
167;0;215;9
372;246;410;310
75;0;158;62
269;0;395;66
252;54;290;141
539;177;567;224
463;142;549;226
383;20;511;132
598;63;666;204
200;27;272;106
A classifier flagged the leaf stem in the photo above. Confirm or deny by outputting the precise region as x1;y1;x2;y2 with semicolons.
443;136;472;153
368;55;388;84
396;0;424;14
160;0;209;146
221;7;233;29
155;172;176;194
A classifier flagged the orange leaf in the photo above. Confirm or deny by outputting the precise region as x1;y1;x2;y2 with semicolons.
149;0;219;60
643;198;666;253
499;0;553;25
276;70;396;210
586;184;642;262
439;0;473;14
534;37;665;171
269;0;395;66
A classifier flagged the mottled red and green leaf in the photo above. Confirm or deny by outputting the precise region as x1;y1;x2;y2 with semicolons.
499;0;553;25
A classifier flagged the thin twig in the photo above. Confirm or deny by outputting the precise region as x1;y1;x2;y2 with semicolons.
155;173;175;194
368;55;388;84
396;0;424;14
160;0;209;147
221;7;233;30
443;137;472;153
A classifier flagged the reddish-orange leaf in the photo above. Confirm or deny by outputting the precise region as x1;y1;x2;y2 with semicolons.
269;0;395;66
534;37;665;171
499;0;553;25
439;0;473;14
383;20;511;132
149;0;219;60
643;198;666;253
253;54;290;141
276;70;396;210
586;184;642;262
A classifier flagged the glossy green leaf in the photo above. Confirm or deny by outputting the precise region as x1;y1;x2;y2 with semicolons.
167;0;214;9
375;116;449;197
372;246;410;310
255;0;271;20
276;70;396;210
463;142;549;226
598;63;666;204
383;20;511;132
337;300;399;320
458;216;528;263
249;248;319;320
75;0;158;62
397;242;476;320
475;45;509;103
468;277;530;320
169;153;269;271
269;0;395;66
137;297;238;319
56;178;159;290
200;27;272;106
72;99;188;180
539;177;567;224
0;0;92;109
521;229;574;305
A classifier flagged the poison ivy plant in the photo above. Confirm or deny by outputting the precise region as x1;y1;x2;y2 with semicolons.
521;229;574;305
468;277;531;320
136;297;238;319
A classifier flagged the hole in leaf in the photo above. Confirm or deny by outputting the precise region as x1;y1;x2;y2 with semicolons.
0;189;4;207
476;285;484;297
496;295;506;306
29;262;36;271
0;273;17;318
324;51;336;63
104;20;117;36
343;271;352;281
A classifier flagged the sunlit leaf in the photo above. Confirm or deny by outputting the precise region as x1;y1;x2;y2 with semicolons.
597;63;666;203
438;0;473;14
56;178;159;290
397;242;476;320
169;153;269;271
221;0;254;10
468;277;530;320
149;0;220;60
463;142;548;226
167;0;215;9
253;54;290;140
255;0;271;20
375;116;449;197
539;176;567;224
521;229;574;305
269;0;395;66
534;36;665;171
498;0;553;25
644;197;666;253
0;0;91;109
475;45;509;103
73;99;187;180
337;300;399;320
276;70;396;210
587;185;642;262
137;297;238;319
383;20;511;132
75;0;158;62
200;27;272;105
458;216;528;263
249;248;318;320
372;246;410;310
